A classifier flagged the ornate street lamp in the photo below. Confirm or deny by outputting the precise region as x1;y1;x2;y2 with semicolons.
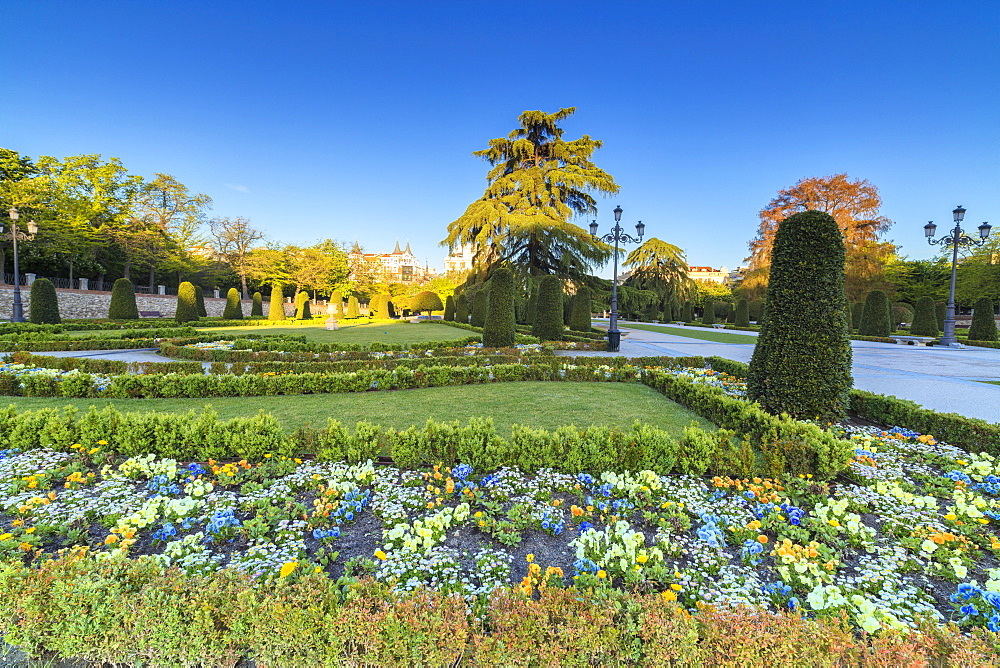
590;205;644;352
925;205;992;346
1;208;38;323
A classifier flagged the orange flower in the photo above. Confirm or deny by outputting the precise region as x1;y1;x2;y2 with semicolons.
757;535;768;544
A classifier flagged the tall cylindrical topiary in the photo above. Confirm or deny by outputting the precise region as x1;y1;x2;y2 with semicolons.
748;300;762;323
936;302;946;332
483;267;516;347
108;278;139;319
859;290;891;337
563;294;574;326
733;298;750;327
346;295;360;318
470;289;488;327
570;286;592;332
251;292;263;317
850;302;865;332
532;275;564;341
294;291;307;319
701;301;716;325
747;210;852;420
331;290;345;317
681;300;694;322
455;293;469;324
910;296;939;337
968;297;998;341
28;278;60;324
175;282;199;323
444;295;456;321
268;284;285;321
223;287;243;319
194;286;207;317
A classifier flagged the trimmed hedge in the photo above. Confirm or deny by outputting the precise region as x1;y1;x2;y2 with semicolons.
268;284;285;321
570;286;592;333
850;302;864;332
411;291;443;313
223;288;243;320
28;278;60;324
346;296;361;318
681;301;694;322
175;282;200;323
910;296;939;337
969;297;998;342
733;298;749;327
294;291;311;320
701;301;716;326
859;290;891;337
107;278;139;320
455;293;469;324
194;286;208;318
330;290;344;318
251;292;263;317
747;210;852;420
470;289;487;328
532;275;564;341
8;352;204;376
443;295;455;321
483;268;516;348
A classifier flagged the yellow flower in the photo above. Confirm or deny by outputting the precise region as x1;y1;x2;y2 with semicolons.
661;590;677;602
670;583;683;591
264;454;272;458
24;527;34;534
979;518;990;525
637;554;649;564
279;561;298;578
374;550;387;561
0;533;12;541
97;440;108;446
526;554;534;563
314;566;322;573
597;570;607;579
88;448;99;455
944;513;957;521
828;519;841;528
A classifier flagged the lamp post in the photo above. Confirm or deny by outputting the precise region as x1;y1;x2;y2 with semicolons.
924;205;992;347
1;208;38;323
590;205;644;352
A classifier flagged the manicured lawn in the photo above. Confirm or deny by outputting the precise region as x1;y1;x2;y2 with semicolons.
0;381;715;434
197;320;476;345
619;322;758;344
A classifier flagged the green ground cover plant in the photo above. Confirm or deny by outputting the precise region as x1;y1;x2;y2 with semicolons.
200;321;475;345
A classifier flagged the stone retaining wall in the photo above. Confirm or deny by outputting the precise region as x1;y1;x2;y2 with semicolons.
0;287;264;320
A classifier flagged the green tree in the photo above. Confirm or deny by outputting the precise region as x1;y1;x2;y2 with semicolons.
859;290;891;337
175;281;199;323
209;216;265;297
532;275;564;340
570;285;592;332
411;291;443;314
443;108;616;279
223;287;243;319
483;267;516;347
268;284;286;321
251;292;263;317
194;285;207;317
455;293;469;324
733;298;750;327
747;210;852;420
623;238;694;301
346;295;361;318
910;296;939;337
28;278;60;324
107;278;139;319
968;297;998;341
443;295;456;321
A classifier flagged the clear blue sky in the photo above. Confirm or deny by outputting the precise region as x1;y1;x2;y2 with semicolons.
4;1;998;276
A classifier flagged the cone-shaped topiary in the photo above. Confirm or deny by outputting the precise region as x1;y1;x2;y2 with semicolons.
331;291;344;317
28;278;60;324
701;301;716;325
443;295;455;321
455;293;469;324
747;210;852;420
733;298;750;327
859;290;891;337
850;302;865;332
910;296;939;337
268;284;285;321
251;292;263;317
470;289;488;327
411;291;443;314
108;278;139;319
570;286;592;332
385;297;396;319
346;295;360;318
194;286;207;317
175;282;200;323
369;294;393;319
293;291;311;319
223;288;243;319
681;300;694;322
968;297;998;341
532;275;564;341
483;267;516;347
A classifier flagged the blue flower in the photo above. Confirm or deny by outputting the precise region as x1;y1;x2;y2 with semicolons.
788;597;799;610
961;604;977;616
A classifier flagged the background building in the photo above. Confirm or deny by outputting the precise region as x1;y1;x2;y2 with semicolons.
349;240;436;283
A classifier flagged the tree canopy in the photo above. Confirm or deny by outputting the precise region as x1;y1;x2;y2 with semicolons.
622;237;694;300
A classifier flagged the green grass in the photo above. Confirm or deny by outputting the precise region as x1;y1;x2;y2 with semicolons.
977;381;1000;386
196;321;476;345
620;322;758;344
0;381;714;435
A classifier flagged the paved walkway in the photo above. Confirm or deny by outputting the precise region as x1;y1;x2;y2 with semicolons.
564;321;1000;424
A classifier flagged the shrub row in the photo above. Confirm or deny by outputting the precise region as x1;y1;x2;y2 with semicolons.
1;555;994;667
640;369;853;478
162;343;555;363
231;334;483;353
8;352;204;376
707;355;1000;455
0;326;198;342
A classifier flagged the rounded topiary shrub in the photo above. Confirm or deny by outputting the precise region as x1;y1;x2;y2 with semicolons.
570;286;592;332
910;296;939;337
411;291;443;314
483;267;516;347
532;275;564;341
859;290;891;337
268;284;286;321
968;297;998;342
251;292;263;317
455;293;469;324
892;302;914;330
331;291;344;318
223;288;243;320
701;301;716;325
443;295;456;321
28;278;60;324
733;298;750;327
194;286;208;317
346;295;361;318
175;282;200;323
747;209;852;420
108;278;139;319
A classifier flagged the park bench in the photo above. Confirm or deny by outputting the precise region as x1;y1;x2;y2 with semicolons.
711;323;726;329
672;321;686;326
138;311;162;318
889;335;936;347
